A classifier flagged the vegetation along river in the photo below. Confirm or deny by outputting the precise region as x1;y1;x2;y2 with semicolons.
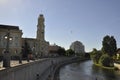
59;60;120;80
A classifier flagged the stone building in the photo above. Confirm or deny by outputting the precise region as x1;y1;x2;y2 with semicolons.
36;14;49;56
0;25;23;56
49;44;61;56
0;14;49;57
70;41;85;54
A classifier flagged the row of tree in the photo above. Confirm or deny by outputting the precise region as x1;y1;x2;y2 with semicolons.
90;35;117;67
57;48;75;56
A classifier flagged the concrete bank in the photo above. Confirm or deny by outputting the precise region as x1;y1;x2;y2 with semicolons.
39;57;73;80
50;58;89;80
0;58;52;80
0;57;83;80
0;57;72;80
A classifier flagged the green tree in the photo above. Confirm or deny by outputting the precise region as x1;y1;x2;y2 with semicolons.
57;47;66;56
66;49;75;56
110;36;117;55
90;48;102;64
99;54;114;67
102;35;117;56
23;40;31;58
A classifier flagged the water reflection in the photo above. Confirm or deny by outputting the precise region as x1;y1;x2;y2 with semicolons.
59;60;120;80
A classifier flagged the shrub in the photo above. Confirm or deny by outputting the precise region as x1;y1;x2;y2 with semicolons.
99;54;114;67
90;48;102;64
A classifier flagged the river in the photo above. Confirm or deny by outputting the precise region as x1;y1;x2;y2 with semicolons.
59;60;120;80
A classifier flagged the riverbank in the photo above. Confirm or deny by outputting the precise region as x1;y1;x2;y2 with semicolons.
59;60;120;80
114;63;120;70
94;63;115;70
52;57;89;80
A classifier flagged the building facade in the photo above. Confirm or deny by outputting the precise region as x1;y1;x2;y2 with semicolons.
36;14;49;56
0;25;23;56
70;41;85;54
0;14;49;57
49;44;61;56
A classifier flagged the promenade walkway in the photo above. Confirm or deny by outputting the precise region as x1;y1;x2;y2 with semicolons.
0;59;44;70
0;57;75;80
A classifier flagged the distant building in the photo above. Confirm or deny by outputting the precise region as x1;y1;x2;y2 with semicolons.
0;14;49;57
70;41;85;54
116;48;120;60
49;44;61;56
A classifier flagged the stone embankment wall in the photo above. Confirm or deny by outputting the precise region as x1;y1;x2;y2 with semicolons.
0;59;52;80
0;57;82;80
51;58;88;80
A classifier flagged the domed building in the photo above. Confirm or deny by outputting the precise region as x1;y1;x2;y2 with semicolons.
70;41;85;54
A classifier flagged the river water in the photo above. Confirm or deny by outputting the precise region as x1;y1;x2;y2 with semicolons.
59;60;120;80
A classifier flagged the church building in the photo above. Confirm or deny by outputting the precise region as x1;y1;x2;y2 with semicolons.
0;14;49;57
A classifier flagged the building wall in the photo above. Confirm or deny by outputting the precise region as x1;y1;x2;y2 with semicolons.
48;44;61;56
36;14;49;56
0;14;49;57
22;38;36;49
0;27;22;56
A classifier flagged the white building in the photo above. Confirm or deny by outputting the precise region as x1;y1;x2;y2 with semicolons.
70;41;85;54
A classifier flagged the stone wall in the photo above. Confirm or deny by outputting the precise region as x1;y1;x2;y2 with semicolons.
0;59;51;80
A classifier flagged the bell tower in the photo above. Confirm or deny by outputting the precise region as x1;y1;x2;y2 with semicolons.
36;14;46;56
37;14;45;41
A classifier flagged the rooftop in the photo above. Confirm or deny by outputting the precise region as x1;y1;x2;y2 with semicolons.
0;24;19;30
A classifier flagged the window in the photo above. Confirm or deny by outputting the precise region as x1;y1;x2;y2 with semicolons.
15;37;18;41
15;43;18;47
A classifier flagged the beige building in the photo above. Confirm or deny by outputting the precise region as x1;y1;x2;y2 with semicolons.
0;14;49;57
49;44;61;56
36;14;49;56
0;25;23;56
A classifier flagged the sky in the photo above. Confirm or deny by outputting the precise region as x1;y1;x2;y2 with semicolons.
0;0;120;52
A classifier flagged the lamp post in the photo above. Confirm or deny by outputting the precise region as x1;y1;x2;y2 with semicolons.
3;30;12;68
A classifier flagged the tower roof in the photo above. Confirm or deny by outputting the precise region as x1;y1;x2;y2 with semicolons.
40;14;44;17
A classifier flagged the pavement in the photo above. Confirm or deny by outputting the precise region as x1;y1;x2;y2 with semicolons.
0;59;43;70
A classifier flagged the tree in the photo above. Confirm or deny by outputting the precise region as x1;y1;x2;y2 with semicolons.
90;48;102;64
110;36;117;55
102;35;117;56
99;54;114;67
66;49;75;56
23;40;31;58
57;47;66;56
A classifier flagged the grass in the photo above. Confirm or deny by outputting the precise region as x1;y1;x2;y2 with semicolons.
94;63;115;70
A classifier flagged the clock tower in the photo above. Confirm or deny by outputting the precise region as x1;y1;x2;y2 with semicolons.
37;14;45;41
36;14;49;56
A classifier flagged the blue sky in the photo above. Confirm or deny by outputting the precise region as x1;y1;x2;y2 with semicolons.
0;0;120;52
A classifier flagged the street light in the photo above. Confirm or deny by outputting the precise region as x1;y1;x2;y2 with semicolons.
3;30;12;68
